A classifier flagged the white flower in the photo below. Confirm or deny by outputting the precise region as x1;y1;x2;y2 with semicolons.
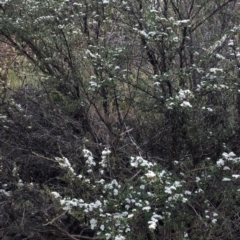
209;68;223;73
184;232;189;238
222;151;236;160
180;101;192;108
195;188;204;193
165;187;172;194
0;189;11;197
148;221;157;230
90;218;98;229
173;181;182;188
145;170;156;178
84;150;96;166
222;177;231;181
115;235;125;240
195;177;201;182
97;179;105;184
105;233;111;240
102;148;111;155
175;19;190;25
212;219;217;224
223;166;231;170
232;174;240;179
135;202;142;207
17;179;24;187
142;206;151;212
130;156;154;168
51;191;61;198
216;159;225;167
177;89;194;102
55;157;76;174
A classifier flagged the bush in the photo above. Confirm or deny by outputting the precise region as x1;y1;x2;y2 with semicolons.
1;0;240;239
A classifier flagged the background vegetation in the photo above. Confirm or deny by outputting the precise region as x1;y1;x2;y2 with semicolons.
0;0;240;239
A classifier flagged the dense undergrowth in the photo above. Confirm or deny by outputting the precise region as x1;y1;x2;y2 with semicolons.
1;84;240;240
1;0;240;239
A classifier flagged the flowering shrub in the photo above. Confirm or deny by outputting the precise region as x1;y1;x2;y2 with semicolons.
46;149;240;239
0;0;240;239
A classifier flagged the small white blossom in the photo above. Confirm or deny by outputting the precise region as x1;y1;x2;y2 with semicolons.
222;152;236;160
165;187;172;194
90;218;98;229
105;233;111;240
223;166;231;170
212;219;217;224
195;188;204;193
216;159;225;167
173;181;182;188
184;232;189;238
145;170;156;178
195;177;201;182
142;206;151;212
130;156;154;168
51;191;61;198
55;157;76;175
115;235;125;240
222;177;231;181
148;221;157;230
83;149;96;166
232;174;240;179
0;189;11;197
180;101;192;108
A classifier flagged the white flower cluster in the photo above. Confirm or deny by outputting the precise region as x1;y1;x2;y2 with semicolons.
48;150;240;238
0;189;11;197
99;148;111;168
166;89;194;109
55;156;75;175
222;152;238;161
148;213;163;230
177;89;194;108
205;210;218;224
145;170;156;179
216;151;240;172
164;186;176;195
103;179;121;196
59;197;103;215
83;149;96;173
130;156;155;168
